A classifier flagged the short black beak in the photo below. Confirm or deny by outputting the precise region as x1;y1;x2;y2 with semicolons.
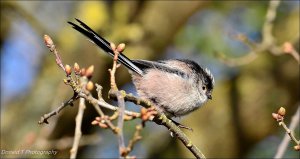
207;94;212;100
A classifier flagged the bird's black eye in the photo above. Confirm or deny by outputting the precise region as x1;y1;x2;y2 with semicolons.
202;86;206;91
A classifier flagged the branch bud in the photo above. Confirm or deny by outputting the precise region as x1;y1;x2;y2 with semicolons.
141;108;147;115
80;68;86;76
91;120;98;125
110;42;116;51
120;147;128;157
44;35;53;48
117;43;126;52
272;113;279;120
277;107;286;116
142;114;149;121
272;112;284;121
95;117;101;121
294;145;300;151
124;115;133;120
86;81;94;91
65;64;72;76
86;65;94;78
282;42;293;53
99;123;108;128
74;63;80;75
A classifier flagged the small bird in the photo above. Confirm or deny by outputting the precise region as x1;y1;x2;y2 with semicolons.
68;19;214;118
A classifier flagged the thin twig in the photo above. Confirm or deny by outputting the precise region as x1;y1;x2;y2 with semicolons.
216;50;258;67
38;94;78;124
94;83;118;132
279;121;300;146
124;124;143;156
44;35;66;73
116;90;126;158
282;42;300;64
70;97;86;159
274;105;300;158
109;91;152;109
262;0;281;46
288;48;300;64
109;43;119;90
79;92;140;118
83;91;118;133
109;43;126;158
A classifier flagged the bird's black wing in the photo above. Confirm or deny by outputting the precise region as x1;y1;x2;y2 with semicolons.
132;60;187;78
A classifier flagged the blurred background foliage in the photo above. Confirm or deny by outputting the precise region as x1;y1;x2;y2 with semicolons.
0;1;299;158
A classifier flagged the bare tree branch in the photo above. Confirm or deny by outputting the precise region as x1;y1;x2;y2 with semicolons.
70;97;86;159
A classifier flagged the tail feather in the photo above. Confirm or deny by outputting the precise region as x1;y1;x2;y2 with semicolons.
68;19;143;76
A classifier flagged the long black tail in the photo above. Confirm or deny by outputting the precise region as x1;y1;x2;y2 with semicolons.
68;18;143;76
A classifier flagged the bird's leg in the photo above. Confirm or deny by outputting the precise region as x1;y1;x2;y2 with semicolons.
170;119;193;131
